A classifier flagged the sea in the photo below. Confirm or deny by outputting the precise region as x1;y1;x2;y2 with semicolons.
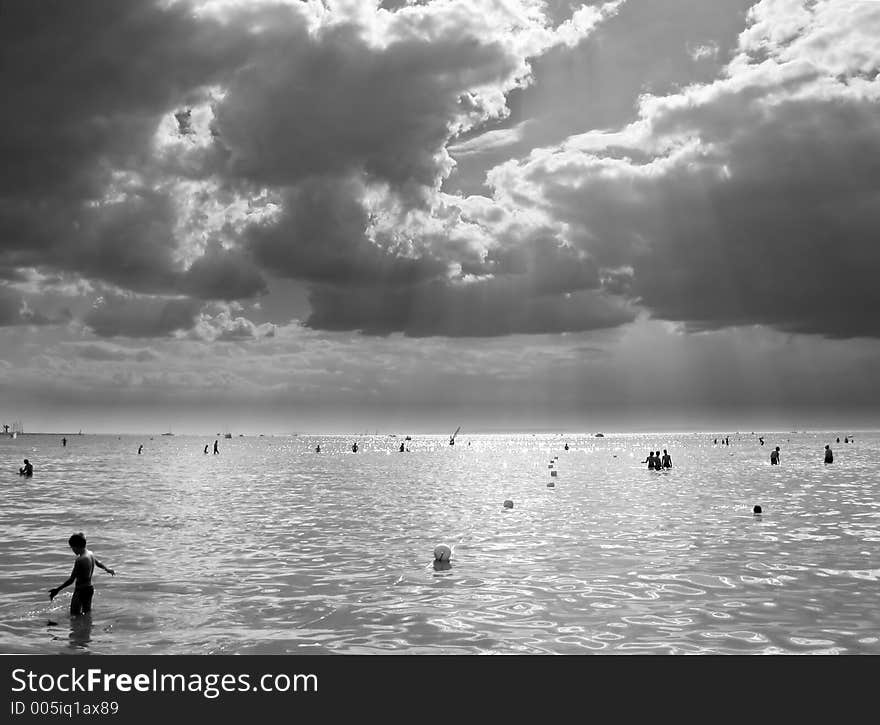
1;431;878;655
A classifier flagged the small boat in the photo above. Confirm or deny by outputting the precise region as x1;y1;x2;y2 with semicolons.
224;433;232;439
594;433;605;438
161;432;174;437
449;426;461;445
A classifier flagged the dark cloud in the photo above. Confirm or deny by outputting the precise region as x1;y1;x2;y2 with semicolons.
0;0;261;321
84;295;202;338
305;279;635;336
180;240;268;301
212;20;519;194
0;0;249;202
247;177;447;288
525;93;880;338
485;236;600;295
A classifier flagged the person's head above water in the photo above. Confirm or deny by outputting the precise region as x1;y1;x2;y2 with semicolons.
68;532;86;552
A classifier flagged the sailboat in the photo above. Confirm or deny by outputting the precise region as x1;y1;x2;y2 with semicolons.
449;426;461;446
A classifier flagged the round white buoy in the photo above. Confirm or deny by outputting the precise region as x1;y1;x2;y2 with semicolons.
550;470;558;477
503;499;514;508
547;481;555;487
433;544;452;562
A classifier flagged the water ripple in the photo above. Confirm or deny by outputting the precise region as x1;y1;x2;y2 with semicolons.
2;431;879;654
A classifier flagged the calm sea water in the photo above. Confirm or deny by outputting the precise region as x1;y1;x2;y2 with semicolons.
1;431;878;655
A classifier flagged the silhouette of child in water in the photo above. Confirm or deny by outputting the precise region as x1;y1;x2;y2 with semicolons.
48;532;115;616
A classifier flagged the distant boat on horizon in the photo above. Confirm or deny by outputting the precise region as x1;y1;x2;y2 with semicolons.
595;433;605;438
161;431;174;436
224;433;232;439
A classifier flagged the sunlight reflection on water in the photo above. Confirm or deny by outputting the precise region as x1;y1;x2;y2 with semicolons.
1;431;878;654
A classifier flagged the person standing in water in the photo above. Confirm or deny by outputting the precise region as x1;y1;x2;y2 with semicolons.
62;437;67;447
352;442;359;453
661;449;672;469
824;445;833;464
19;458;33;477
213;439;219;455
399;442;405;452
204;444;209;454
770;446;780;465
315;444;321;453
48;532;115;617
137;444;143;455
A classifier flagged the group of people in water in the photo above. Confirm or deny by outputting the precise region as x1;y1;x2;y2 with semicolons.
642;449;673;470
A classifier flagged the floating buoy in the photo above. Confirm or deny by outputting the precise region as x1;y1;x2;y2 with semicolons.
550;470;557;477
433;544;452;562
547;481;555;488
753;505;762;514
503;499;514;508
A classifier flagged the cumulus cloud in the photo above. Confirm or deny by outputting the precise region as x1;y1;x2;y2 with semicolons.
0;0;628;338
481;0;880;338
19;0;875;342
180;240;268;300
188;306;276;342
246;176;449;288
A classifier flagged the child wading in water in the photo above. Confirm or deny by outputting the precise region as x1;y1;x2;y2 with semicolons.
48;532;116;616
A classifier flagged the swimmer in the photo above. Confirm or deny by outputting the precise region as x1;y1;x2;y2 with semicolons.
137;444;143;455
352;442;358;453
399;442;405;452
19;458;33;477
315;444;321;453
48;532;115;617
204;444;209;454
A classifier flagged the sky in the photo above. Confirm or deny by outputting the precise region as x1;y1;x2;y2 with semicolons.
1;0;879;435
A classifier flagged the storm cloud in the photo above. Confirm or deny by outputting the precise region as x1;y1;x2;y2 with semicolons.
485;0;880;338
1;0;877;343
